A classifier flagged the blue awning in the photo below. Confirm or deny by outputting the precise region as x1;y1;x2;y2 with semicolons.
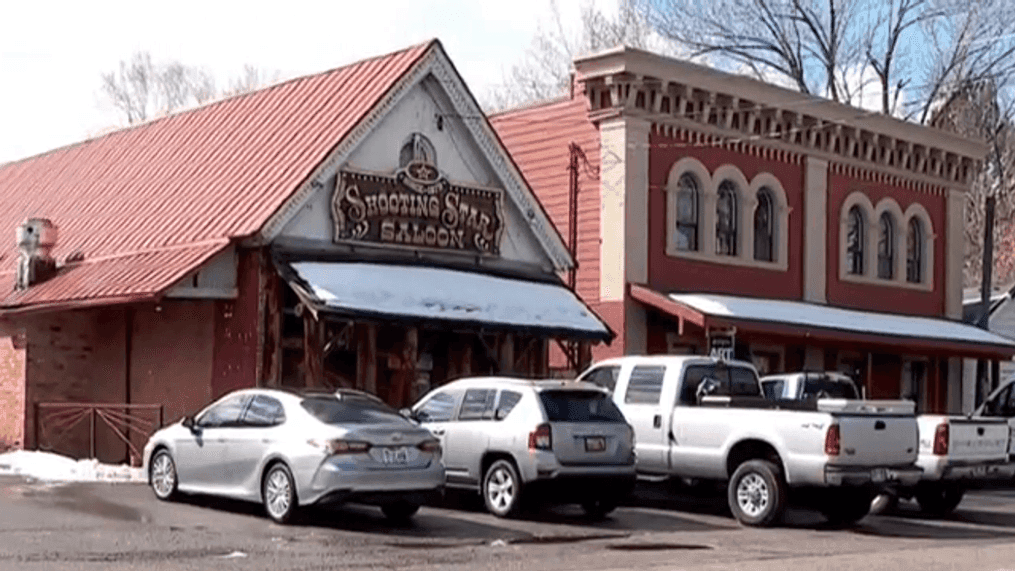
280;261;613;342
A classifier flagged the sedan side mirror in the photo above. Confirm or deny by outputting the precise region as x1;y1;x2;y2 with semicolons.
399;408;417;421
181;416;199;433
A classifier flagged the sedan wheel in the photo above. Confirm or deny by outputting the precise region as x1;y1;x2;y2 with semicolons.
150;450;178;501
263;464;298;524
483;459;523;518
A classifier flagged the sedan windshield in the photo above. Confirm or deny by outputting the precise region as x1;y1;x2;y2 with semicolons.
539;390;626;422
301;396;413;425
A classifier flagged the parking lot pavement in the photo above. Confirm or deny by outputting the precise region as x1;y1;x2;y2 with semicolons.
5;476;1015;571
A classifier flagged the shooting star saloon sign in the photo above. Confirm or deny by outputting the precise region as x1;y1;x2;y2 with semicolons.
330;157;504;256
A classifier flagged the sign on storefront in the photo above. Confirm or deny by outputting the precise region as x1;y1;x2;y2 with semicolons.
331;161;504;256
708;329;736;361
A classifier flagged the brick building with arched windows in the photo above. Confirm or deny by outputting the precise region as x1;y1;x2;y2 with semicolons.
491;46;1015;414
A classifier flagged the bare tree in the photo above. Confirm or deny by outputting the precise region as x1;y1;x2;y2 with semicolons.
486;0;665;110
101;52;281;125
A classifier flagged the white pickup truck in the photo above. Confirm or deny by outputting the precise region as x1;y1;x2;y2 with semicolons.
576;356;922;527
761;371;1015;516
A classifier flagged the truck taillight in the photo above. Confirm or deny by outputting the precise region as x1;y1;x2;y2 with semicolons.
528;423;552;451
824;424;840;456
933;422;949;455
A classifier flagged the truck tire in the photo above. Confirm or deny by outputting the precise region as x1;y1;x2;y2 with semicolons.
915;484;964;516
728;460;787;527
818;489;874;526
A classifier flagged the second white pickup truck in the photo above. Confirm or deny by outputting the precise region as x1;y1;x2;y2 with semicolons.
577;356;923;527
761;371;1015;515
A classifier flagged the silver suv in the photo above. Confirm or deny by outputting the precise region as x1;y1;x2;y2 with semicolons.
407;377;636;518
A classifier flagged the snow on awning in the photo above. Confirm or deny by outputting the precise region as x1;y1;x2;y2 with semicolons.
280;261;613;342
630;285;1015;358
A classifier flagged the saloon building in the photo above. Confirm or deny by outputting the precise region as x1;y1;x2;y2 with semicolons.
491;46;1015;414
0;40;610;461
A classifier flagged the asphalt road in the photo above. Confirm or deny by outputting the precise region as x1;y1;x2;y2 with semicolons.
4;476;1015;571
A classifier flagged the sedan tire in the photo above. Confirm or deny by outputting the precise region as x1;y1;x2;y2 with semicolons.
581;496;619;519
727;459;787;527
149;450;179;501
483;459;524;518
263;463;298;524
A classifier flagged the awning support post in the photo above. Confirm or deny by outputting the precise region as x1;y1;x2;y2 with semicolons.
356;322;377;395
300;304;324;389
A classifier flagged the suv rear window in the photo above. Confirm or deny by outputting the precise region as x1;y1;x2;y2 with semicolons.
539;390;625;422
301;397;412;425
801;377;859;399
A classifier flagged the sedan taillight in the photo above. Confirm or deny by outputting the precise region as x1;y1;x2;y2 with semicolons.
528;423;552;451
417;439;441;456
309;439;371;455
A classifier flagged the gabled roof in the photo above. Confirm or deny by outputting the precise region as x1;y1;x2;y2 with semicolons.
0;41;434;314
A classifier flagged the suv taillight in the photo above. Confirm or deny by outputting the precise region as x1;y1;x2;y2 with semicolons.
933;422;949;455
824;424;840;456
528;423;552;451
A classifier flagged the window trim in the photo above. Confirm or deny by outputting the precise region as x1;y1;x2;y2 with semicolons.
665;159;789;271
674;173;700;252
838;192;934;291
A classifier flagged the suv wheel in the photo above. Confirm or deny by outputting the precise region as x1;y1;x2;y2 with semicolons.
381;501;421;522
727;459;787;527
483;459;523;518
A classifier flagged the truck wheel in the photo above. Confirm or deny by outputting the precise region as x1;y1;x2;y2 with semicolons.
728;460;787;527
818;489;874;526
915;484;964;516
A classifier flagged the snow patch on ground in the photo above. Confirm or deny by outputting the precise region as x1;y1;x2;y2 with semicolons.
0;450;145;484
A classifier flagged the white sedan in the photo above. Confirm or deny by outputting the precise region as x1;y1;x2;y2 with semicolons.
142;388;444;523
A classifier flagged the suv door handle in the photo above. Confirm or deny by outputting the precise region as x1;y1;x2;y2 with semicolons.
653;415;662;429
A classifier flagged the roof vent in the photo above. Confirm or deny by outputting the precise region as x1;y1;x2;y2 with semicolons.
15;218;58;290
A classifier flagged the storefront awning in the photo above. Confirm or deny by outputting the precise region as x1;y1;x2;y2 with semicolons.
630;284;1015;359
279;261;613;342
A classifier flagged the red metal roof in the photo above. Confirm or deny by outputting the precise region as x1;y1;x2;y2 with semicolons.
0;41;434;314
489;92;602;302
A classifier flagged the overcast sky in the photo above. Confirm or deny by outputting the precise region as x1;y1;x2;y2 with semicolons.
0;0;607;164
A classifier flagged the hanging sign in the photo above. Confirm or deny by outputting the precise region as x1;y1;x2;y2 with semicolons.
708;329;736;361
331;162;504;256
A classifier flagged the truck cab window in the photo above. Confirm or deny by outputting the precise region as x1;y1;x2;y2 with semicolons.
680;364;760;405
624;365;666;404
580;365;621;393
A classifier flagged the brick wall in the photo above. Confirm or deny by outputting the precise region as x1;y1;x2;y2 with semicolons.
0;338;25;451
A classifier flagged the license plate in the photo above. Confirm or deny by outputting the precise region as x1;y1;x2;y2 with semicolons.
585;437;606;452
871;468;898;483
381;446;409;464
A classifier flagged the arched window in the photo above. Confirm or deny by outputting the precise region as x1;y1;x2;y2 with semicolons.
754;188;775;262
716;180;738;256
907;218;923;283
675;173;699;251
878;213;895;279
846;206;865;275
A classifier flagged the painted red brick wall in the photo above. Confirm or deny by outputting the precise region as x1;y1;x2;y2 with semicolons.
24;308;128;462
826;172;947;316
129;301;215;438
647;130;805;300
0;339;25;450
211;249;261;398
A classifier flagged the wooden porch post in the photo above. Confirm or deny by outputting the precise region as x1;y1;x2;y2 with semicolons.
498;333;515;375
356;323;377;395
302;310;324;388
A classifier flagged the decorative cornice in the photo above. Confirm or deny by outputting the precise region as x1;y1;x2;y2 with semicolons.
577;51;984;189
